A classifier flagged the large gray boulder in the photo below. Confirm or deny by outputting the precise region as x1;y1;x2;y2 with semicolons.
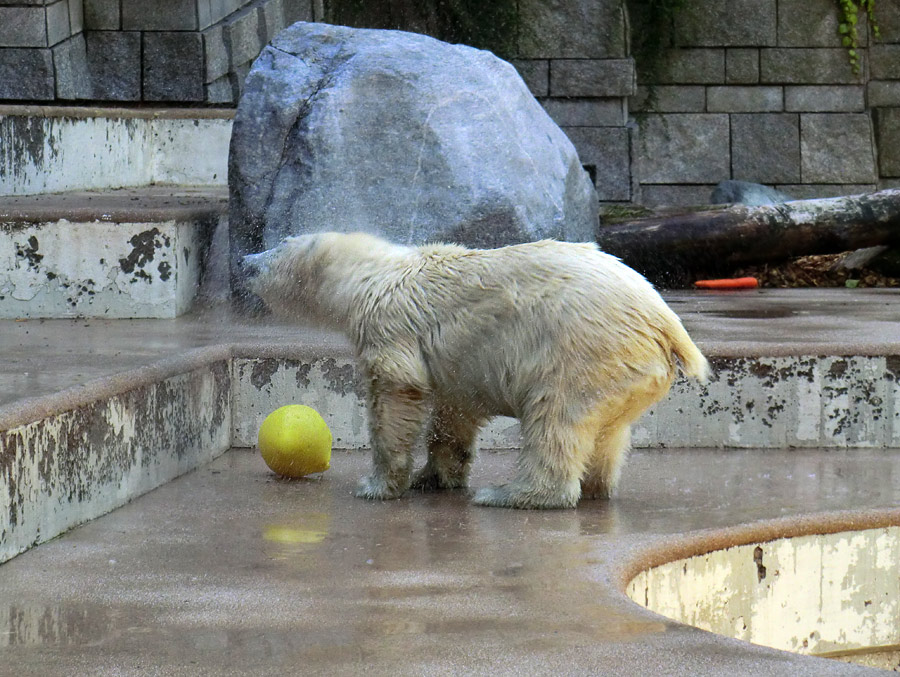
229;22;598;290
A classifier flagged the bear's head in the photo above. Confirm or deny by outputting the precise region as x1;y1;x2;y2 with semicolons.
240;233;330;320
240;231;409;328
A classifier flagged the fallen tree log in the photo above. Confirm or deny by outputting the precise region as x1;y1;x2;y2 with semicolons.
596;188;900;287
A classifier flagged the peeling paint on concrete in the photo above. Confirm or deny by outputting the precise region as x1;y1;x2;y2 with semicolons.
636;355;900;449
0;114;230;196
627;527;900;657
0;362;232;563
232;354;900;450
0;219;210;318
232;357;370;449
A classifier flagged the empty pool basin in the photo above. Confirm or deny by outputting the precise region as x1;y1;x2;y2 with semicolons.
627;525;900;670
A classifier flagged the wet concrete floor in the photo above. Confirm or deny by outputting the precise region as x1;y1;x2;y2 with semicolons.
2;447;898;676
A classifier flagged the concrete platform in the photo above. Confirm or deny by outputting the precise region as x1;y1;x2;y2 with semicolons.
2;447;898;676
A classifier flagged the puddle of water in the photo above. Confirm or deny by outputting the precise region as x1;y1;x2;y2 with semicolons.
2;604;115;647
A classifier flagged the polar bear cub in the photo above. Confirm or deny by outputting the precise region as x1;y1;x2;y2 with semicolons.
242;232;708;509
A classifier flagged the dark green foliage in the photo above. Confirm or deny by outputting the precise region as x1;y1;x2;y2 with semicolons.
628;0;687;82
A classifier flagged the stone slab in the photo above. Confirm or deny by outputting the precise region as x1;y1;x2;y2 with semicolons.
0;6;46;47
731;113;800;183
800;113;877;183
510;59;549;97
68;0;83;33
631;86;706;113
775;184;876;199
83;0;119;30
202;22;230;83
281;0;312;25
224;4;261;68
52;34;92;100
777;0;847;47
869;81;900;107
706;86;783;112
637;184;717;207
871;45;900;80
675;0;776;47
635;114;730;184
518;0;626;58
121;0;197;30
46;0;72;47
550;58;635;97
653;49;725;84
541;98;626;127
85;31;141;101
760;48;863;84
784;86;865;112
260;0;286;43
0;48;54;100
206;74;236;104
877;0;900;42
564;126;631;201
725;48;760;84
142;32;205;102
876;108;900;178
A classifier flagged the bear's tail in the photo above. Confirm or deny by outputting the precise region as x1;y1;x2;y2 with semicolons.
668;322;710;383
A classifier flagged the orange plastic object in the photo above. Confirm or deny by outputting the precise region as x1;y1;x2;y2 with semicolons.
694;277;759;290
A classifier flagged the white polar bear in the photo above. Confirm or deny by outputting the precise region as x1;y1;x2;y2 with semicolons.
242;232;709;509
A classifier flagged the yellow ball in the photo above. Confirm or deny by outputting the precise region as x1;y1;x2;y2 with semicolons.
258;405;332;478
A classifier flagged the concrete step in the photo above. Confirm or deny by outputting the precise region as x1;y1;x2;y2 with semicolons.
0;186;227;318
0;106;231;196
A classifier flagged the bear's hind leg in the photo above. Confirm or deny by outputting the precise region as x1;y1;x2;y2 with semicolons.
472;409;593;509
411;402;485;492
356;383;430;501
581;425;631;499
581;372;673;499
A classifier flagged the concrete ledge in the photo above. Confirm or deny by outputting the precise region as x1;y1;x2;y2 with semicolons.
231;354;900;450
0;108;231;195
0;359;232;563
0;187;225;318
0;218;215;319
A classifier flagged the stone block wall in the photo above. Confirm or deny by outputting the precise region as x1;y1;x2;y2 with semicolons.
0;0;313;103
511;0;635;202
631;0;899;206
1;0;897;207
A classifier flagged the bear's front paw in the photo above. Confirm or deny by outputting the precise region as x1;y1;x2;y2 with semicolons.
355;475;404;501
579;480;613;500
472;483;579;510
